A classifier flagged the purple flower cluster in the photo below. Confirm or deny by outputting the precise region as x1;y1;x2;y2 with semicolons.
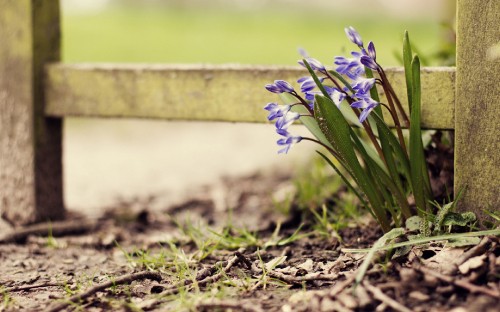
334;27;381;122
264;81;303;154
264;26;384;153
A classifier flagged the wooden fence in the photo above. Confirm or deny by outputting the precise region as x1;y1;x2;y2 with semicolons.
0;0;498;225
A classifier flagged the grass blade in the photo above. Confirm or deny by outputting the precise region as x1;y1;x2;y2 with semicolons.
366;68;408;214
409;55;428;214
344;229;500;253
403;31;413;114
351;132;411;220
354;228;406;286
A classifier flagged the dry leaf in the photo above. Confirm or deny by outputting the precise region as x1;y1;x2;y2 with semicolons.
297;259;314;272
422;247;464;272
265;256;287;271
458;255;487;274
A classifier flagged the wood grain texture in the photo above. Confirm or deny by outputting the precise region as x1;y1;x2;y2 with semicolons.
0;0;64;225
45;64;455;129
455;0;500;222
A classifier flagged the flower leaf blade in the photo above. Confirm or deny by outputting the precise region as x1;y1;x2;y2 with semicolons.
314;94;390;232
409;55;427;214
403;30;413;114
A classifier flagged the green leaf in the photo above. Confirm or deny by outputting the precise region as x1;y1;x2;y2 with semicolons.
364;152;410;222
355;228;405;286
314;94;390;232
339;100;364;128
409;55;428;214
369;113;410;173
405;216;422;232
369;112;412;194
350;128;386;173
447;236;481;247
434;201;453;232
403;31;413;114
443;211;477;227
366;68;408;210
344;229;500;253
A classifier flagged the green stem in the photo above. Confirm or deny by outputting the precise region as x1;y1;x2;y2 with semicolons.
378;77;408;158
379;68;410;126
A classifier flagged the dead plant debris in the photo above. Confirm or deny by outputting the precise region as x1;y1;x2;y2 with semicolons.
0;168;498;312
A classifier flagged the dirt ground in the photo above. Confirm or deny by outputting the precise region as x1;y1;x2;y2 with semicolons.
1;131;499;311
1;167;499;312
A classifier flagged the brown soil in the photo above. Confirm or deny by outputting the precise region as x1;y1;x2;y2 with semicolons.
1;132;498;311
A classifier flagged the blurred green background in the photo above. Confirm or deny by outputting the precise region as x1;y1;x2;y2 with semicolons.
61;0;453;66
60;0;455;214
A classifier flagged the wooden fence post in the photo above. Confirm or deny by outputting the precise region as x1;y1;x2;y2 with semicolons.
455;0;500;223
0;0;64;225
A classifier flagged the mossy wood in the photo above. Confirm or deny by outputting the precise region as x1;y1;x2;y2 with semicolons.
0;0;64;225
44;64;455;130
455;0;500;223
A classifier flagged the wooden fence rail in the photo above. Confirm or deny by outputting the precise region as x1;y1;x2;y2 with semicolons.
44;64;456;129
0;0;498;225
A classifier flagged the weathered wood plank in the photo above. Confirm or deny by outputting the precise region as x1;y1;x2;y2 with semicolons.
0;0;64;225
45;64;455;129
455;0;500;222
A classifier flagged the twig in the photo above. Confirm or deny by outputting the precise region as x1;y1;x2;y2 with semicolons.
442;236;492;275
235;251;253;269
196;299;263;312
44;271;162;312
5;282;62;292
247;248;344;288
456;236;492;266
140;253;243;311
194;255;240;288
266;270;341;284
329;273;356;297
363;281;412;312
279;246;292;258
0;219;98;244
415;265;500;298
159;256;240;296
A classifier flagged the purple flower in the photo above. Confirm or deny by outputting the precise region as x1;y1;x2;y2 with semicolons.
330;88;346;108
275;111;300;132
298;58;327;74
265;80;295;93
304;91;319;102
277;136;303;154
275;80;295;93
304;87;345;109
334;51;365;80
360;55;378;70
366;41;376;60
265;83;283;93
352;77;375;98
297;76;325;93
276;128;290;137
333;56;351;77
264;102;291;121
345;26;363;48
351;97;379;123
298;47;309;58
